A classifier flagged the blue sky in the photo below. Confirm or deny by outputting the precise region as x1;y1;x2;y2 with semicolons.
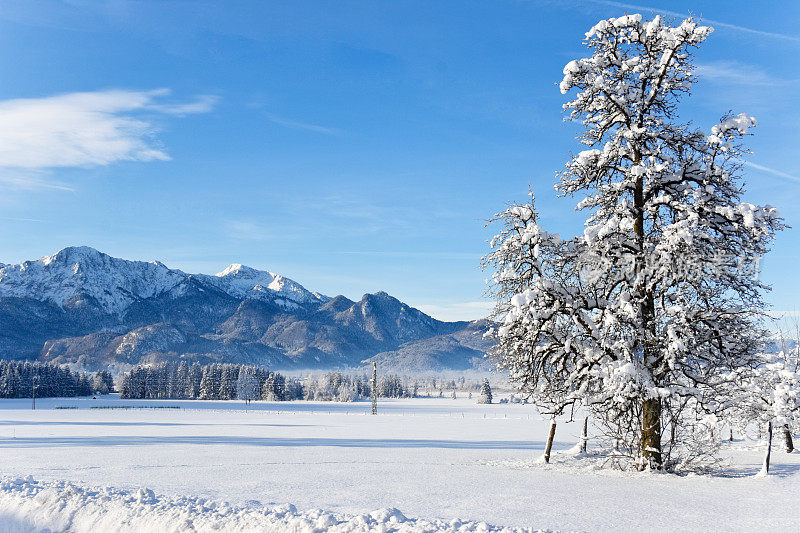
0;1;798;321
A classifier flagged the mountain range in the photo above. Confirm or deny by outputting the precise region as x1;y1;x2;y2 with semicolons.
0;247;493;372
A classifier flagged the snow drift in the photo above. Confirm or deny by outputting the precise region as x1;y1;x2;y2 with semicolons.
0;476;545;533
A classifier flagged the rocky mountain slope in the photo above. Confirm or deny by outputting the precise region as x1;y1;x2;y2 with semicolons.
0;247;492;371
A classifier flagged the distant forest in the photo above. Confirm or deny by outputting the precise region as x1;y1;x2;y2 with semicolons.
0;359;493;403
0;360;113;398
119;362;489;402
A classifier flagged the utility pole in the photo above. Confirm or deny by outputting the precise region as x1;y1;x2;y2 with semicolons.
580;416;589;454
371;362;377;415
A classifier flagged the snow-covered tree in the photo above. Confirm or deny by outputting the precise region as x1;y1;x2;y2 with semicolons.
485;14;783;469
186;362;202;399
477;378;492;404
198;365;216;400
261;372;284;401
218;365;238;400
236;367;260;403
171;361;189;399
733;349;800;473
91;370;113;394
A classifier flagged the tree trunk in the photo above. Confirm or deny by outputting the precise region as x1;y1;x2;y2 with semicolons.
784;424;794;453
579;416;588;454
729;427;734;442
761;420;773;475
544;419;557;463
669;418;676;446
641;398;662;469
633;149;662;470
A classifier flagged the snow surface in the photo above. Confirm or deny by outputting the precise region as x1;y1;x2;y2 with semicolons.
0;397;798;532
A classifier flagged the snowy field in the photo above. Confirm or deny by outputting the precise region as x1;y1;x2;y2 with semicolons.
0;396;798;532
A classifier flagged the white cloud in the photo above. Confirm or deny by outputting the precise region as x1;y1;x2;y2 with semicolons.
0;89;216;189
416;301;492;322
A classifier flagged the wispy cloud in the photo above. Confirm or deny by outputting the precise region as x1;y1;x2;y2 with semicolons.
0;216;43;223
148;94;219;115
416;301;492;322
765;311;800;336
742;161;800;184
0;170;75;192
695;61;787;87
584;1;800;43
309;194;383;219
340;250;477;260
224;219;271;241
0;89;216;190
768;310;800;318
264;113;341;135
288;192;426;235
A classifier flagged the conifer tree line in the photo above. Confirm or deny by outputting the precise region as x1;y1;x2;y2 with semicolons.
119;362;288;401
118;363;489;402
299;373;496;401
0;360;112;398
417;376;487;395
299;372;495;401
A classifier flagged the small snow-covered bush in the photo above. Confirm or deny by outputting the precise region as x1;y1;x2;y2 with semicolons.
477;379;493;404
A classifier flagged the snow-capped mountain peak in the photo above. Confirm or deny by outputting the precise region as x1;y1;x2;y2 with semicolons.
208;263;328;304
0;246;185;316
0;247;329;315
215;263;261;278
0;246;489;372
40;246;101;267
